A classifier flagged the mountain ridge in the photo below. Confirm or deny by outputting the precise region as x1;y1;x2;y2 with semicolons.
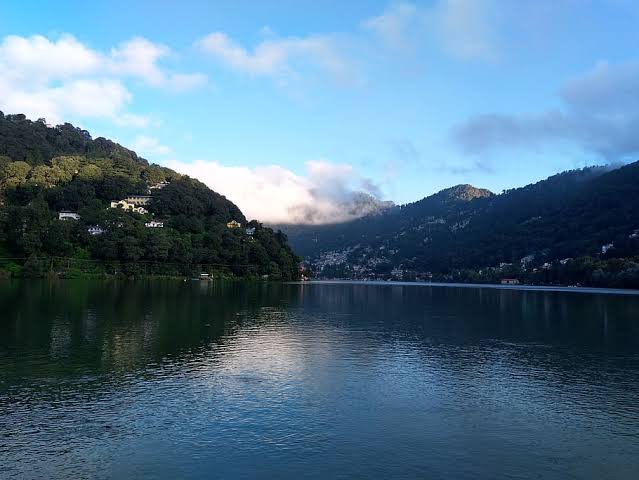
279;161;639;288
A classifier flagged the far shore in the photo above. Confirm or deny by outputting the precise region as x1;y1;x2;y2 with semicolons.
288;279;639;296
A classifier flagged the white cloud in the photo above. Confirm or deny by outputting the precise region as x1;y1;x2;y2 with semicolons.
0;75;138;126
0;33;206;126
0;34;101;83
133;135;172;156
164;159;391;224
197;31;356;84
363;0;498;61
109;37;207;91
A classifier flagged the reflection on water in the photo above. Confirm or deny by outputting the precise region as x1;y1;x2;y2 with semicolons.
1;280;639;479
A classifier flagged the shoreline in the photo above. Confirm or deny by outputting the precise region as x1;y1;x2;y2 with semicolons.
288;279;639;296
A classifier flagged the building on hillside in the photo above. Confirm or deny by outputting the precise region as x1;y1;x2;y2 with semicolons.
150;181;170;190
501;278;520;285
601;243;614;254
87;226;104;235
227;220;241;229
59;211;80;221
520;254;535;267
110;200;148;215
245;227;256;235
145;220;164;228
124;195;151;206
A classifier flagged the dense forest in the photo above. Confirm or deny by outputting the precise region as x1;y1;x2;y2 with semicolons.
280;165;639;288
0;112;300;279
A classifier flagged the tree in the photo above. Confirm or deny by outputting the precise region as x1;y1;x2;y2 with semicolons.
2;161;31;188
78;163;103;181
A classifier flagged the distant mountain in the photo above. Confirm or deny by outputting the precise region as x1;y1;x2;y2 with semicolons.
0;112;300;279
280;164;639;287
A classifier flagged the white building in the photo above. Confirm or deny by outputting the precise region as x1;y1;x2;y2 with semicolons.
59;211;80;221
150;181;170;190
245;227;256;235
110;200;148;215
145;221;164;228
601;243;614;254
124;195;151;206
87;226;104;235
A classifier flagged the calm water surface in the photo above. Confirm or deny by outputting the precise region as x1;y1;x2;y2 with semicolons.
1;280;639;479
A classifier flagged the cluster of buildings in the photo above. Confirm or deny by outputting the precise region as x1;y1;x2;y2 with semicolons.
226;220;257;236
57;187;258;238
58;187;166;235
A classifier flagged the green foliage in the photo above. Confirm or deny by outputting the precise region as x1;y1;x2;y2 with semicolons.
286;165;639;288
0;114;301;280
0;112;142;165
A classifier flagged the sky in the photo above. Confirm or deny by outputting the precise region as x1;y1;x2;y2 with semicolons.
2;0;639;224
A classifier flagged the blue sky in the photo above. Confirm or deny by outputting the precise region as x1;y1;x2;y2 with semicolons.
2;1;639;223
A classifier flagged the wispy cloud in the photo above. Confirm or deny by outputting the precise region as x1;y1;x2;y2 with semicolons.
109;37;207;91
197;31;357;85
133;135;172;156
454;60;639;160
363;0;499;61
362;3;421;53
164;159;391;224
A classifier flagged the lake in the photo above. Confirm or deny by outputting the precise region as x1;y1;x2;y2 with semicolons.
1;280;639;479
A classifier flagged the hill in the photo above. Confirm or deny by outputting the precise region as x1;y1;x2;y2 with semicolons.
281;165;639;288
0;112;300;279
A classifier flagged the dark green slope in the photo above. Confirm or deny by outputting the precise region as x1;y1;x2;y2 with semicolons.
281;163;639;285
0;113;299;279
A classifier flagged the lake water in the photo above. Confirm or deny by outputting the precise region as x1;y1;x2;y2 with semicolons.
1;280;639;479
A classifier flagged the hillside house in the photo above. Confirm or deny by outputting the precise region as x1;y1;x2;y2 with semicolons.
501;278;520;285
150;181;170;190
227;220;241;229
59;211;80;221
87;226;104;235
124;195;151;206
145;220;164;228
601;243;614;254
245;227;256;235
110;200;148;215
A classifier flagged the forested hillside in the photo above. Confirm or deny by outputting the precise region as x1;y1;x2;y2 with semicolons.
0;112;300;279
282;165;639;288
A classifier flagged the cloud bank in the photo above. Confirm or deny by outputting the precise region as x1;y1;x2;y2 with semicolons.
0;34;206;126
454;60;639;160
164;159;392;225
